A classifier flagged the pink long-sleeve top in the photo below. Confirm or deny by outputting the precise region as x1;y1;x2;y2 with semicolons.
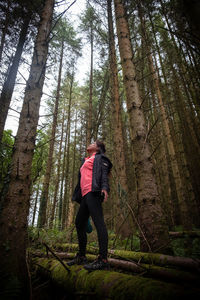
80;152;96;197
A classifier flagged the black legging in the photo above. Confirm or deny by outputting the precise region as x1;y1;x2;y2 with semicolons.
75;191;108;259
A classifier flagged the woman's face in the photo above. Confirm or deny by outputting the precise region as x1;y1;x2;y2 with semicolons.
87;142;98;152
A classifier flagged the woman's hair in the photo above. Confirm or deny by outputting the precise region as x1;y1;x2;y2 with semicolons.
96;140;106;153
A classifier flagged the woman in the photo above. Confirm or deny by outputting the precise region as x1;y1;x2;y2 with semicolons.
67;140;112;270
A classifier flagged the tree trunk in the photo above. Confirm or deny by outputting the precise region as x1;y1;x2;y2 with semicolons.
0;0;54;298
93;69;109;140
37;38;63;228
86;26;93;146
58;116;68;230
0;12;31;142
66;110;78;228
61;71;74;230
49;107;65;229
147;12;180;227
107;0;133;237
113;0;170;253
32;183;40;226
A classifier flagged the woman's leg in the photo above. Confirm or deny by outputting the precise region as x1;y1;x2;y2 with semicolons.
75;196;90;256
85;192;108;259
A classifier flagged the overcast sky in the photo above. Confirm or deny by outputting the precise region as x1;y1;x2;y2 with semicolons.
5;0;88;135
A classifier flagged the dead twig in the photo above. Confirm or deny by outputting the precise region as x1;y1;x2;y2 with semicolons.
43;242;70;273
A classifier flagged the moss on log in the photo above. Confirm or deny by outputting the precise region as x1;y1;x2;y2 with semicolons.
32;257;199;300
31;250;200;285
54;243;200;272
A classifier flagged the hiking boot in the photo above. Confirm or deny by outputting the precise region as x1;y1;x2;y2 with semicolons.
83;256;110;271
67;253;88;266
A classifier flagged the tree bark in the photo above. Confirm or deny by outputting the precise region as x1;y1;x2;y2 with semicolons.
0;12;31;142
38;38;64;228
0;0;54;298
113;0;170;253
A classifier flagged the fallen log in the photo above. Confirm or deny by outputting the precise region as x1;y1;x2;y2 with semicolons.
169;231;200;238
31;250;200;285
54;243;200;272
32;257;200;300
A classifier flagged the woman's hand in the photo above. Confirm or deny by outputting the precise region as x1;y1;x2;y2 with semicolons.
101;189;108;202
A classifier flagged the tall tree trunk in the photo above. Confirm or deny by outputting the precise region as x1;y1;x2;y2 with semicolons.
61;71;74;230
0;0;54;298
107;0;133;236
32;183;40;226
86;26;93;146
93;69;109;140
37;38;63;228
71;110;78;193
114;0;170;253
58;116;68;230
0;12;31;142
49;107;65;229
66;118;77;228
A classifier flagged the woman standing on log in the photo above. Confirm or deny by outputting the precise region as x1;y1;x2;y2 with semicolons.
67;140;112;270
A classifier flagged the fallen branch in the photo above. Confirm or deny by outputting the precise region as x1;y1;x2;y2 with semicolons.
43;242;70;273
169;231;200;238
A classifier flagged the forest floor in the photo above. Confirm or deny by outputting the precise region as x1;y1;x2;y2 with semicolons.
29;226;200;300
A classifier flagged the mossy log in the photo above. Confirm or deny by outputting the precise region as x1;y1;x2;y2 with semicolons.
169;231;200;238
31;250;200;285
32;257;200;300
54;243;200;272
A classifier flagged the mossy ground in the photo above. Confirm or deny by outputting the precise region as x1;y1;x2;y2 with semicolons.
29;226;200;299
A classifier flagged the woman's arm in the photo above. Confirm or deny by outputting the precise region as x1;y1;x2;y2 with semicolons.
101;157;111;201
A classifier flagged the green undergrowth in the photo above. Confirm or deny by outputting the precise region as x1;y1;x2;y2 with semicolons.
171;234;200;258
170;225;200;258
28;226;141;252
28;225;200;259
